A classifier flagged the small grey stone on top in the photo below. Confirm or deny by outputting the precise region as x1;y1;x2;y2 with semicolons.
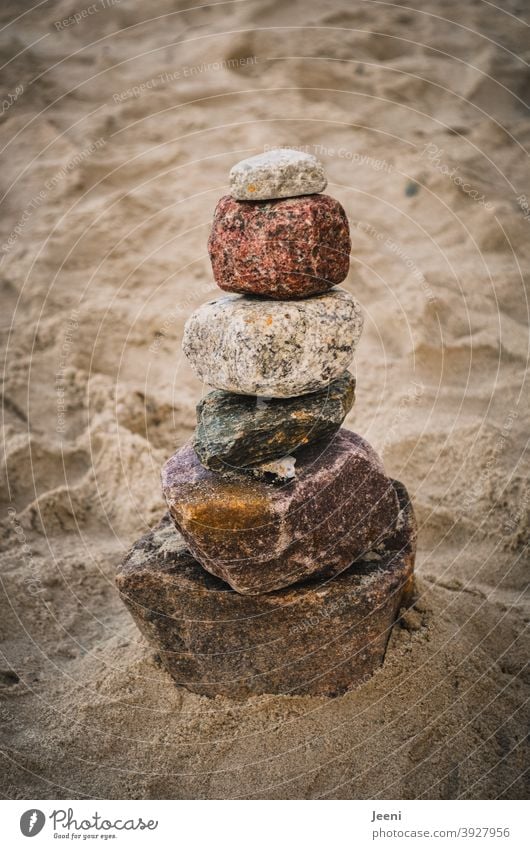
229;148;327;200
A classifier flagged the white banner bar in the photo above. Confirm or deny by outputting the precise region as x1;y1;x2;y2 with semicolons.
0;799;526;848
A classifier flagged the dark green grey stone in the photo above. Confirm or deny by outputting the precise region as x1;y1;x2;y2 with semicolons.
193;371;355;473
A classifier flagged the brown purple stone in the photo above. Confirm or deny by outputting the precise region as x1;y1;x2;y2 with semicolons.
161;429;400;595
115;480;416;698
208;194;351;299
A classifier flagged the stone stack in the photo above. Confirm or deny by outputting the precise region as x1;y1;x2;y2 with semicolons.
116;149;417;698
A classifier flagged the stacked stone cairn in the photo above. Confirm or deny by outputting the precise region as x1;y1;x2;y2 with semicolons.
116;149;417;698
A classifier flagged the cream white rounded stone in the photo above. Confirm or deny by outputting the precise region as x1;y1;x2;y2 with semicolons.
182;290;363;398
229;149;327;200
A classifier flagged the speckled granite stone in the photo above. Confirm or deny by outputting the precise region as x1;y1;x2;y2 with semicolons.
161;429;400;595
229;149;327;201
193;372;355;473
116;480;416;698
208;194;350;299
182;290;363;397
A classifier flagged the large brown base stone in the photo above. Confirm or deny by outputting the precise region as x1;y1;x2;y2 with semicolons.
116;480;416;699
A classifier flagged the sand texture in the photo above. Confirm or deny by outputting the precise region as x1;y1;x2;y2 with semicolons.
0;0;528;799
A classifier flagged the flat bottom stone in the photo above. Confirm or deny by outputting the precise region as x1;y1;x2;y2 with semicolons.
116;480;416;699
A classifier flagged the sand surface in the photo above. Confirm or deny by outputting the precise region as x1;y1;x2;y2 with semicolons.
1;0;528;799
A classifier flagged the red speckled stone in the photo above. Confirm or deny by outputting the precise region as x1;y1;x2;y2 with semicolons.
208;194;351;299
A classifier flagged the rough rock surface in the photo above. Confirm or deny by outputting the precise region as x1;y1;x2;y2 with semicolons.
116;480;416;698
194;372;355;472
229;148;327;201
161;429;400;595
208;194;350;299
182;291;363;397
250;455;297;483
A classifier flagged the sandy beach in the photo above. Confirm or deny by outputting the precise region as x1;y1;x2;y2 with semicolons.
0;0;528;799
